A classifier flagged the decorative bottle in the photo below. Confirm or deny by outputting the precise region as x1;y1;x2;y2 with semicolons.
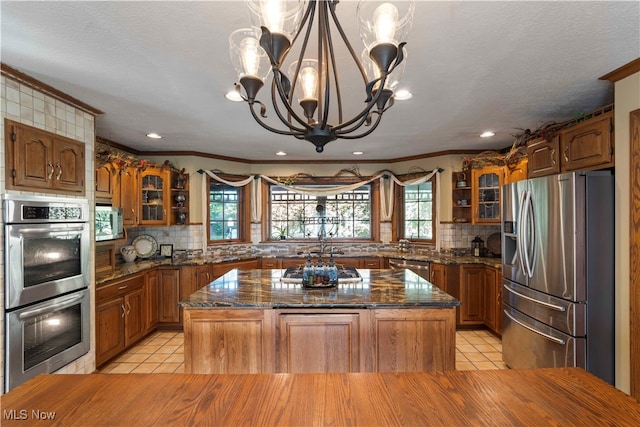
314;259;325;284
303;256;313;284
327;257;338;285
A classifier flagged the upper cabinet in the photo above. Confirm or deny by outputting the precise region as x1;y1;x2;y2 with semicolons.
139;168;170;226
5;119;85;195
559;111;614;172
527;136;560;178
526;109;614;179
95;163;115;202
471;166;503;224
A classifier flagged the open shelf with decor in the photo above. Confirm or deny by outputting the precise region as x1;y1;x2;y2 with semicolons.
452;171;472;224
170;171;189;225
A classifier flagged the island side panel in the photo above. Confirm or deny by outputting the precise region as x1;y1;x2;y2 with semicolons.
275;309;372;373
373;308;457;372
183;308;276;374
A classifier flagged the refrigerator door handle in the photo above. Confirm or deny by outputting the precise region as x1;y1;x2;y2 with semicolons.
527;190;537;277
516;189;527;276
504;284;566;312
504;309;566;345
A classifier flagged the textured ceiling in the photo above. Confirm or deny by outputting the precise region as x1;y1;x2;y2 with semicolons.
2;1;639;161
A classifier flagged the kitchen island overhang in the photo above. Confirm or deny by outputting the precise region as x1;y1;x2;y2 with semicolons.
180;269;460;374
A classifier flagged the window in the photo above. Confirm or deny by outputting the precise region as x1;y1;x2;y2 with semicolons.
398;178;435;243
207;177;247;243
268;183;374;240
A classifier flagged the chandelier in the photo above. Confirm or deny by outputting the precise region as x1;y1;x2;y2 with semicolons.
229;0;414;153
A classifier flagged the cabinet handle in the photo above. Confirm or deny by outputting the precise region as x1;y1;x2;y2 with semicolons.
550;149;556;166
563;145;569;162
121;304;126;318
55;162;62;180
126;302;131;315
206;272;210;281
47;161;54;180
118;285;128;290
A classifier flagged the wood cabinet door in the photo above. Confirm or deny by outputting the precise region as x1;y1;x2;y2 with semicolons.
119;168;138;226
53;138;85;193
374;308;456;372
504;159;528;184
96;297;125;366
213;259;259;280
139;168;170;226
277;312;362;373
7;122;54;190
527;136;561;178
184;309;275;374
158;268;181;324
471;166;503;224
430;263;448;292
459;265;485;325
145;270;159;333
495;269;503;334
124;287;146;346
560;112;614;171
194;265;213;291
96;163;115;200
484;267;497;332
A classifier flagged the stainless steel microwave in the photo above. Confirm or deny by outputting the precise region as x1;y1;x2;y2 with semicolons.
95;206;124;241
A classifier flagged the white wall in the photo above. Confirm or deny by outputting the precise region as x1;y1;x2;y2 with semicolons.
613;70;640;393
0;74;97;393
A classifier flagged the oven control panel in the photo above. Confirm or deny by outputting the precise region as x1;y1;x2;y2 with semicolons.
3;195;88;223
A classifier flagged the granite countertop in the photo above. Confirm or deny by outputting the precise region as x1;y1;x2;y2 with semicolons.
96;251;501;285
179;268;460;309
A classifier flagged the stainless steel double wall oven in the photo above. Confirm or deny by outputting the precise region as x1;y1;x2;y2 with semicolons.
4;195;90;392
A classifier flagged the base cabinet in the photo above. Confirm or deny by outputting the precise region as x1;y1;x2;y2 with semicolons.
278;312;363;373
158;268;181;327
183;307;456;374
96;273;147;366
459;265;486;325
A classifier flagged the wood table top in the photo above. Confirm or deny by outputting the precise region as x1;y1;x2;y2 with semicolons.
2;368;639;426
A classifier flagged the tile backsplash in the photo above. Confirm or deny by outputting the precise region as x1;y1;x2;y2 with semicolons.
118;223;501;259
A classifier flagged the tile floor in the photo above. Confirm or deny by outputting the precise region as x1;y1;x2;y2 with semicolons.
99;329;507;374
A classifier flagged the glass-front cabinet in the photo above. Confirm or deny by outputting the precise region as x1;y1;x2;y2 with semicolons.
471;166;503;224
139;168;170;225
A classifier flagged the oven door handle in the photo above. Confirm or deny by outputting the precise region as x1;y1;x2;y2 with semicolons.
18;293;85;320
16;225;86;235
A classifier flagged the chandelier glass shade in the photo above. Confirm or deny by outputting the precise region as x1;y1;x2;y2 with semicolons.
229;0;414;153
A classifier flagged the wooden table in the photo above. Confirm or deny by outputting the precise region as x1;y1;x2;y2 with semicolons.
2;368;639;426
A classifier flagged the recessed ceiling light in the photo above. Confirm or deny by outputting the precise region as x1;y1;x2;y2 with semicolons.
146;133;162;139
480;131;495;138
352;151;364;155
225;90;243;102
394;89;413;101
276;151;287;156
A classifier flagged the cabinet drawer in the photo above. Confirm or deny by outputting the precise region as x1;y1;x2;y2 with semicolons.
97;273;145;302
261;259;282;269
362;258;381;269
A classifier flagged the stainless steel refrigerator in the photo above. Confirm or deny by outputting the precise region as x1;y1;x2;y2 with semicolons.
501;171;614;384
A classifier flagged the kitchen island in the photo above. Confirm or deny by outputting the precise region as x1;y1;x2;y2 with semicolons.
3;368;639;426
179;268;459;374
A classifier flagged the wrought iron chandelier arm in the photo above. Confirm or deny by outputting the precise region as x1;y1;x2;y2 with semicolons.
335;111;384;140
269;75;308;133
331;75;389;132
271;69;311;132
247;102;303;137
319;2;332;129
328;1;369;86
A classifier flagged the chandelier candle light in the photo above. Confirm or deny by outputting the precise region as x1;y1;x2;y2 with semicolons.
229;0;414;152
